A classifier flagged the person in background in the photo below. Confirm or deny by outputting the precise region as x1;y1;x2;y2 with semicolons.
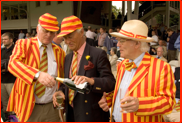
85;26;97;40
98;20;176;122
155;39;167;58
18;30;25;39
167;28;179;62
6;13;65;122
98;27;107;47
1;32;16;118
174;35;180;61
25;32;31;39
53;15;115;122
104;28;114;54
101;46;109;59
152;46;167;62
150;30;158;46
148;43;157;55
109;47;118;73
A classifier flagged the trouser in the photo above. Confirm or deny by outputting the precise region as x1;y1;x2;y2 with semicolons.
1;83;14;112
26;102;61;122
167;50;176;62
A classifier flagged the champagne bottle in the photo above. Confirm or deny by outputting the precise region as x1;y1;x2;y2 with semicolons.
55;77;91;94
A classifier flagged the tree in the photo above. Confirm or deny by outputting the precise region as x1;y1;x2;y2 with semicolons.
155;14;163;24
170;14;179;26
112;5;122;19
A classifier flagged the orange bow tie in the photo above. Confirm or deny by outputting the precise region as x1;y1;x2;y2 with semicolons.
124;62;137;71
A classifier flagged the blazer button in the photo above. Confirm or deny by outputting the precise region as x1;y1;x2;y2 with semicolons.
86;112;89;115
85;100;87;103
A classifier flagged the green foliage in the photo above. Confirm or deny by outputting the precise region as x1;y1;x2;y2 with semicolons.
155;14;163;24
112;5;122;19
170;14;179;26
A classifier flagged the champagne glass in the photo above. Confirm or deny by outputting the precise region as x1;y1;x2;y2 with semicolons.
119;88;127;113
56;95;64;110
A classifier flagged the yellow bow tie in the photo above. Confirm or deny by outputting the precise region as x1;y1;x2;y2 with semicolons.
124;62;137;71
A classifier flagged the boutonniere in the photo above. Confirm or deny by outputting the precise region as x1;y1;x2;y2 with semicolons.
84;55;94;70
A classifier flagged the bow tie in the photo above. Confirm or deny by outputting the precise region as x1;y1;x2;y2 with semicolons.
124;62;137;71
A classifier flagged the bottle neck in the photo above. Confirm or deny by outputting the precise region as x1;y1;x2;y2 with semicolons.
55;77;64;83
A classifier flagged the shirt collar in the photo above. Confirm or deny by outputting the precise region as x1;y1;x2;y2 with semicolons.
129;52;145;67
37;37;52;49
76;42;86;56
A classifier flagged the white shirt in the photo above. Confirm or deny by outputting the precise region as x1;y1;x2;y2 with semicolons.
150;35;158;46
18;33;25;39
85;30;97;39
112;53;145;122
34;38;58;103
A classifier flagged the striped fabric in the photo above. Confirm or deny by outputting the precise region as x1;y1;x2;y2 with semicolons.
39;13;59;32
124;61;137;71
106;52;176;122
174;100;180;112
7;37;65;122
69;52;78;105
35;45;47;98
57;15;83;37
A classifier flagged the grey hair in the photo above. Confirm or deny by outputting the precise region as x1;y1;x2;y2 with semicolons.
37;24;42;31
140;42;150;52
77;27;86;36
76;28;83;33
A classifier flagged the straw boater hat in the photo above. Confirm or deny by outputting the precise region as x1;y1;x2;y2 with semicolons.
38;13;59;32
110;20;154;42
57;15;83;37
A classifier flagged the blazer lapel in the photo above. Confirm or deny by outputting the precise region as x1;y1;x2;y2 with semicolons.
125;52;151;96
31;37;40;69
110;59;128;120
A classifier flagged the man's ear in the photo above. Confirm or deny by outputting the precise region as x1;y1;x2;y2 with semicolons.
135;41;141;49
10;38;13;43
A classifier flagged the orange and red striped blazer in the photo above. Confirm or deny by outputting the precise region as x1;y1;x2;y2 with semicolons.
6;37;65;122
107;52;176;122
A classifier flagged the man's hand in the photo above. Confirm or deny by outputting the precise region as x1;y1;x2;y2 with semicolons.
72;75;94;85
37;72;56;88
52;91;65;107
120;96;139;113
98;92;109;112
167;38;170;42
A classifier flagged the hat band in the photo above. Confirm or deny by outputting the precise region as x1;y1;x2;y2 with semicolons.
120;29;147;39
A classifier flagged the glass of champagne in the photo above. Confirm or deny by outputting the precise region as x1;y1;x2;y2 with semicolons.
56;95;64;110
119;88;127;113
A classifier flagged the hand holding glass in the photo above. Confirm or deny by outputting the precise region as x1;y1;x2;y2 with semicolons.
56;95;64;110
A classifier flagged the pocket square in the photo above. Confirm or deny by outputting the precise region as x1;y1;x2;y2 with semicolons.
84;61;94;70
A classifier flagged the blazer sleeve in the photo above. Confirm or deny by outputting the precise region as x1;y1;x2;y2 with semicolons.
136;63;176;116
92;50;116;93
8;39;39;85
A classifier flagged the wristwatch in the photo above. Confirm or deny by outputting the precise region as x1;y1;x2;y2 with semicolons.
34;71;41;79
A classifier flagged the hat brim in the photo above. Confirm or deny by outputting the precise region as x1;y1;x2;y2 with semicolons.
110;32;154;42
41;25;59;32
57;29;75;38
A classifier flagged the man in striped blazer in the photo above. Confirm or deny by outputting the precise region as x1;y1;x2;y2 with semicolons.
6;13;65;122
99;20;176;122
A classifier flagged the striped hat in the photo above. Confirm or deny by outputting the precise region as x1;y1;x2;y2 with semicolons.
39;13;59;32
57;15;83;37
110;20;154;42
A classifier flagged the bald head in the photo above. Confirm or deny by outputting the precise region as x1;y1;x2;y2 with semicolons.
157;46;164;57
